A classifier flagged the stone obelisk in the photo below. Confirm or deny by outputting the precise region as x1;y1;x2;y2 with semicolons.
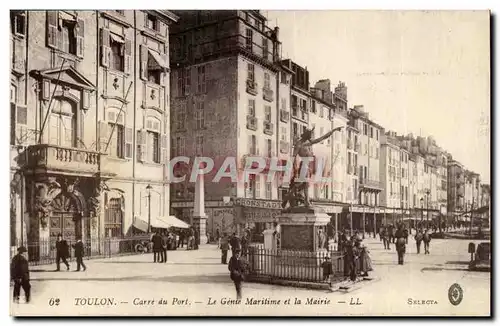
193;166;208;245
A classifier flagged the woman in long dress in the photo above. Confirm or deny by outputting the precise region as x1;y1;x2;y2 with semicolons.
357;241;373;277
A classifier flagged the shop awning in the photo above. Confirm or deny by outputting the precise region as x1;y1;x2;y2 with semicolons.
148;49;167;69
133;216;172;232
159;216;190;229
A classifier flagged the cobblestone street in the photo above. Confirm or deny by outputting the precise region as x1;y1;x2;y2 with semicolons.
11;237;490;316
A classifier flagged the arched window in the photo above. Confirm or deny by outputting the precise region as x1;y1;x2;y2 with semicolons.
49;98;76;147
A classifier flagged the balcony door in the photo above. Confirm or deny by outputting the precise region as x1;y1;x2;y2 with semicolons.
48;98;76;148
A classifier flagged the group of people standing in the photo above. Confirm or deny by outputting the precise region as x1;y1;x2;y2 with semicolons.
337;230;373;283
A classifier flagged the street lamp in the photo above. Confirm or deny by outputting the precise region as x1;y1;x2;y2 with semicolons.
146;184;152;233
420;197;424;223
425;190;431;223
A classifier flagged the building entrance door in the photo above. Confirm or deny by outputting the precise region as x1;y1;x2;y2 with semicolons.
49;193;81;245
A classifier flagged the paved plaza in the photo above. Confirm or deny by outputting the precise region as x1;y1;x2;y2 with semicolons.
11;237;490;316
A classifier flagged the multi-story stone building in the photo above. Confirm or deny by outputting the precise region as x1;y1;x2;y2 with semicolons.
169;10;284;239
447;159;465;214
10;10;178;255
344;106;383;232
380;132;401;210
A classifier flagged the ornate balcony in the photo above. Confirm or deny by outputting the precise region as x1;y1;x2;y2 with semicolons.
280;109;290;123
263;88;274;102
359;178;383;191
246;79;258;96
247;115;258;131
263;121;273;135
26;144;114;177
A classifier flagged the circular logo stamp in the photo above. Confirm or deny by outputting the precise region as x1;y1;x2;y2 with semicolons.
448;283;464;306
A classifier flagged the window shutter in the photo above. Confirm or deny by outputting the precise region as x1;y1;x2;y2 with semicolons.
82;90;90;110
124;127;133;159
100;28;110;67
76;17;85;58
46;11;58;49
42;80;51;100
138;129;147;162
161;134;168;164
124;38;132;74
15;104;28;144
98;121;108;152
140;45;148;80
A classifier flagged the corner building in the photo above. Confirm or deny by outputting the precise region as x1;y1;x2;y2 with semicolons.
169;11;287;239
9;10;178;257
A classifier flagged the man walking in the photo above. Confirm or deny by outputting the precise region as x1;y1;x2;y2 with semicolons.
395;226;406;265
151;232;163;262
72;238;86;271
161;231;169;263
415;229;423;254
423;229;431;254
11;246;30;303
220;233;229;264
55;233;70;271
229;232;241;255
228;249;245;300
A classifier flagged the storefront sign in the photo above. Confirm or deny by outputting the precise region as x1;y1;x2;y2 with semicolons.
171;201;232;208
243;208;280;222
235;198;281;209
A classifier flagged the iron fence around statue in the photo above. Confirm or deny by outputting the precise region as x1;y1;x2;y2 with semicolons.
246;247;344;284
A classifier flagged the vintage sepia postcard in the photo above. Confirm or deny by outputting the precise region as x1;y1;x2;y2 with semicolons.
9;9;490;317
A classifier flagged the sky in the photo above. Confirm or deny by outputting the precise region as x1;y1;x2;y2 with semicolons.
262;10;490;183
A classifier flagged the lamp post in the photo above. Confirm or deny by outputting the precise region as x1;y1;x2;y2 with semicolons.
425;190;430;223
420;197;424;225
146;184;152;233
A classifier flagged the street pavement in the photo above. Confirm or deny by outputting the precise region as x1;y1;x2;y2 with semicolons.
11;237;490;316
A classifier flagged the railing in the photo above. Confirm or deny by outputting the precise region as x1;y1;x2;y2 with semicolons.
247;247;344;284
11;236;153;267
27;144;105;175
246;79;258;95
263;121;273;135
280;109;290;123
247;115;258;131
360;179;382;189
263;88;274;102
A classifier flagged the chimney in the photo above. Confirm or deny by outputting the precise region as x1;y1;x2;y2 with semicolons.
273;26;280;41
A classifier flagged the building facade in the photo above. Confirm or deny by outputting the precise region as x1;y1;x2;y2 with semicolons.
10;10;178;255
169;10;284;238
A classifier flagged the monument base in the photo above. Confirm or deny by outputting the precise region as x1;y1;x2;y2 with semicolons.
193;215;208;246
278;208;330;252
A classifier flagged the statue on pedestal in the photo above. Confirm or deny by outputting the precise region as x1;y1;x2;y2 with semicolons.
281;126;344;210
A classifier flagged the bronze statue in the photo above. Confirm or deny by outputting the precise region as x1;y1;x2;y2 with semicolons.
281;126;344;209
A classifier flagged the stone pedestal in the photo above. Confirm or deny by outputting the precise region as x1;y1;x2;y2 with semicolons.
193;215;208;245
278;207;330;252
